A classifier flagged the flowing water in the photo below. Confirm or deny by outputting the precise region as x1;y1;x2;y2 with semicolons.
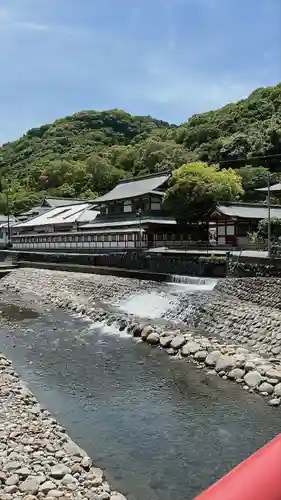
0;292;280;500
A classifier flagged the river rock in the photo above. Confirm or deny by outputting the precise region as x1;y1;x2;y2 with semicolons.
81;456;92;469
132;325;143;337
141;326;153;340
215;355;235;373
269;398;281;406
181;341;201;356
228;368;245;381
19;477;40;494
111;493;127;500
244;361;256;371
170;335;186;350
0;472;7;483
50;464;71;479
194;350;208;362
258;382;274;395
5;474;19;486
244;370;262;388
146;332;160;345
273;383;281;397
160;335;174;348
205;350;221;366
39;481;57;494
265;369;281;381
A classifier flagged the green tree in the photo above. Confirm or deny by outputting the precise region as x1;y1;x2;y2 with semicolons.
86;154;126;194
239;166;279;201
258;217;281;241
164;162;243;222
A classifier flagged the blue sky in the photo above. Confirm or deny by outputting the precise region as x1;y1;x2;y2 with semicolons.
0;0;280;144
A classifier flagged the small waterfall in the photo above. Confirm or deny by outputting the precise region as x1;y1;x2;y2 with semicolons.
168;275;217;290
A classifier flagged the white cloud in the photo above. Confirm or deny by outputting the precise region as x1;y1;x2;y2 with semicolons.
0;5;50;32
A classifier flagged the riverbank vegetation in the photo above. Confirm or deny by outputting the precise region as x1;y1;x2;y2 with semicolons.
0;83;280;213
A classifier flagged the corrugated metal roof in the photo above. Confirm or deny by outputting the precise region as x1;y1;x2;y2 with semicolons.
93;173;170;203
216;203;281;219
13;204;99;228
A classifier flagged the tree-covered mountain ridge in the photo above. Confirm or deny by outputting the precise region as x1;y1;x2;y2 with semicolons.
0;82;280;213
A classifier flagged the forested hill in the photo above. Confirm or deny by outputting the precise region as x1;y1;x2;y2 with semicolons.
0;83;280;213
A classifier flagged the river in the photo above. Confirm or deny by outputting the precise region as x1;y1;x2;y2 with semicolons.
0;298;280;500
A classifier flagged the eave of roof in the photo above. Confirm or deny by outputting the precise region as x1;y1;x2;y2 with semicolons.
256;183;281;192
81;217;176;229
213;202;281;220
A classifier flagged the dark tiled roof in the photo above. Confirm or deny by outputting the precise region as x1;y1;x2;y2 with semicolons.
216;203;281;219
93;172;170;203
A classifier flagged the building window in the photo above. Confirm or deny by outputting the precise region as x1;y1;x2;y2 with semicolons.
111;234;117;242
104;234;109;242
100;204;108;215
151;201;161;210
119;234;125;242
127;233;133;241
97;235;102;242
124;200;132;213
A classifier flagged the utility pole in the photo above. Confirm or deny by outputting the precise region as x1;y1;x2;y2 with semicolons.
267;173;271;257
136;208;142;249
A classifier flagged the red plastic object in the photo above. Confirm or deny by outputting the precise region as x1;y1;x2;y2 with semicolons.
194;434;281;500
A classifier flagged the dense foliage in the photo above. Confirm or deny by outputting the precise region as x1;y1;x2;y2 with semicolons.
0;83;280;213
164;162;243;222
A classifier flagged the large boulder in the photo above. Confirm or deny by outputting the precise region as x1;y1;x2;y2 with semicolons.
228;368;245;381
258;382;274;395
160;335;174;348
244;370;262;388
141;326;154;340
132;325;143;337
194;350;208;362
146;332;160;345
215;355;235;373
170;335;186;350
205;350;221;367
181;341;201;357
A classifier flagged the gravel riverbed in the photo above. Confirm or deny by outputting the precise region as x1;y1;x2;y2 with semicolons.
0;353;126;500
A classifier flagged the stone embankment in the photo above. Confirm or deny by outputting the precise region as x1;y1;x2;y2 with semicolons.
196;278;281;360
0;353;126;500
1;268;281;408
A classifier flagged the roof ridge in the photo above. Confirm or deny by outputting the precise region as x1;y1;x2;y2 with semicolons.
118;170;171;185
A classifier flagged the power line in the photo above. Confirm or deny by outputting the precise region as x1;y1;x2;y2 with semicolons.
214;152;281;165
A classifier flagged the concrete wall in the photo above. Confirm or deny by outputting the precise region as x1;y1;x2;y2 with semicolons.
7;250;227;278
